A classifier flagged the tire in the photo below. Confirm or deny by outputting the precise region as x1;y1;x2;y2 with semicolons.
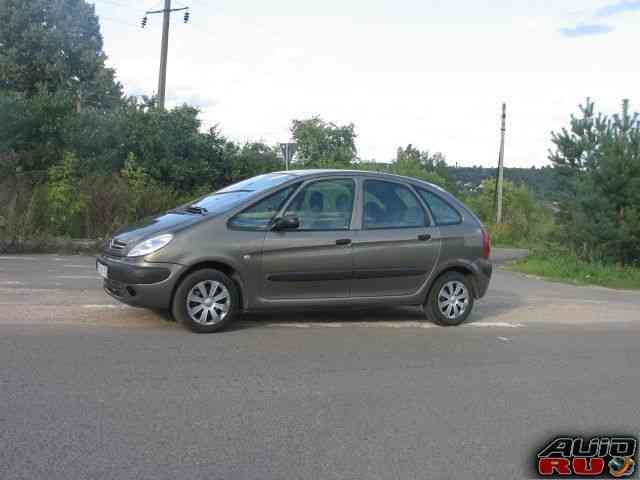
172;269;240;333
425;272;474;326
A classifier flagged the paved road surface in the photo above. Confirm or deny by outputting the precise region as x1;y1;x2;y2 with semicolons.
1;253;639;479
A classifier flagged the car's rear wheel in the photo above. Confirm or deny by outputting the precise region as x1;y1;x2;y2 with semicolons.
425;271;474;326
172;269;240;333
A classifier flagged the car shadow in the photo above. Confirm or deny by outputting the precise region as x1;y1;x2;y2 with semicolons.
234;286;526;330
150;283;526;332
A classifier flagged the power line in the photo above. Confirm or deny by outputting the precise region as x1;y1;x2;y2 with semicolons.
100;16;140;28
91;0;130;7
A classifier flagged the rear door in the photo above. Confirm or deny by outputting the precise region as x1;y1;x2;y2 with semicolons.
351;179;441;297
261;177;356;300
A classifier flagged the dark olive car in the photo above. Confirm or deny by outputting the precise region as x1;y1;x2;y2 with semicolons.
97;170;492;332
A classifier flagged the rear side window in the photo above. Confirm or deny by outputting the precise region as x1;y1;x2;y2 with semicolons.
363;180;426;229
228;184;298;230
417;188;462;226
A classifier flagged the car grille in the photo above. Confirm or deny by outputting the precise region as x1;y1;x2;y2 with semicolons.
107;238;128;256
110;239;127;251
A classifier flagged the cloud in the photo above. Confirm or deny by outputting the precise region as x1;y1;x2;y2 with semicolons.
560;23;614;37
595;0;640;17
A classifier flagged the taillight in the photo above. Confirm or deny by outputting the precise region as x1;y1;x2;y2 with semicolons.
482;228;490;259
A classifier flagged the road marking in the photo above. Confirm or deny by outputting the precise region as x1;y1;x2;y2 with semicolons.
54;275;100;280
63;264;92;268
269;321;434;329
0;256;39;260
468;322;523;328
497;336;511;342
267;321;523;329
82;304;127;309
0;281;24;285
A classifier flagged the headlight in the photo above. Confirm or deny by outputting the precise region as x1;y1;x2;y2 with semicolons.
127;234;173;257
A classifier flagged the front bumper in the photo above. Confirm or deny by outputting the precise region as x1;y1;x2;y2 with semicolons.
97;254;184;309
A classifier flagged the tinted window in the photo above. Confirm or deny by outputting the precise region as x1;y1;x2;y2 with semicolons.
285;179;355;230
417;188;462;225
228;184;299;230
363;180;426;229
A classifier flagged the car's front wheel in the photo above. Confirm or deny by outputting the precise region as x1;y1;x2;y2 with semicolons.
425;271;474;326
172;269;240;333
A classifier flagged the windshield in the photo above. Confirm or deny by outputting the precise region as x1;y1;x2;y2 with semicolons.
190;173;295;213
216;173;294;194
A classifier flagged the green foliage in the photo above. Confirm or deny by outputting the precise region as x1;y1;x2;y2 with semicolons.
47;151;86;235
0;176;49;250
0;86;75;171
465;179;556;247
121;152;184;222
508;245;640;290
549;99;640;264
390;144;451;188
0;0;122;108
291;117;357;168
448;165;558;200
228;141;283;182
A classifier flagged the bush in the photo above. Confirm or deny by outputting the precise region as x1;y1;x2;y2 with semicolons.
465;179;556;247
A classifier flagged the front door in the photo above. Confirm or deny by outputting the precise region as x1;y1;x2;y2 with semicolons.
351;179;441;297
261;178;356;300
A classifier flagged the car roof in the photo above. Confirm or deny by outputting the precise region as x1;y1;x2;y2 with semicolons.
274;168;441;189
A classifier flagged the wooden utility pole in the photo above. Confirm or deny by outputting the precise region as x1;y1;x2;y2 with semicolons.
157;0;171;110
495;103;506;224
142;2;190;110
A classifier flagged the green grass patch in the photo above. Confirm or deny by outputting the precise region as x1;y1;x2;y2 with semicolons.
507;251;640;290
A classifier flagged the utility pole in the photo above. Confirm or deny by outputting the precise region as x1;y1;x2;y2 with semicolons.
157;0;171;110
141;2;190;110
495;102;506;224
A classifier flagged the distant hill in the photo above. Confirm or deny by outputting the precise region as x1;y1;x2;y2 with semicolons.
448;166;558;199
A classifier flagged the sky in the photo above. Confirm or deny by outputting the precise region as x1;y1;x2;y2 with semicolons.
94;0;640;167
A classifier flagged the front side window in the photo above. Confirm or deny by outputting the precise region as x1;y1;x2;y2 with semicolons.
228;184;298;230
284;179;355;230
417;188;462;225
363;180;426;229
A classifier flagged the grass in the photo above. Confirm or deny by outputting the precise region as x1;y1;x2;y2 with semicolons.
506;251;640;290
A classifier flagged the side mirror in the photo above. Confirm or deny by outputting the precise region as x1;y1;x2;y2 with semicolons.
272;215;299;231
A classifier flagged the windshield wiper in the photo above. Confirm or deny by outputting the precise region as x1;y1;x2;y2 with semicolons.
184;205;208;215
213;189;253;195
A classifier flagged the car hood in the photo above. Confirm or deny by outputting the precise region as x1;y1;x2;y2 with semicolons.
110;212;205;250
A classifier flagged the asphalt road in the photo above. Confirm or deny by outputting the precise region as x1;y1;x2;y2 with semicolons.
1;252;639;479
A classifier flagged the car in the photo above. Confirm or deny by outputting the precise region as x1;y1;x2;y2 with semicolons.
97;170;492;332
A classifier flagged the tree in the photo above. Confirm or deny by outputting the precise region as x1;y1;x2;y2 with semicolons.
0;0;122;109
391;144;450;188
291;117;357;168
549;99;640;263
228;142;282;182
0;86;75;172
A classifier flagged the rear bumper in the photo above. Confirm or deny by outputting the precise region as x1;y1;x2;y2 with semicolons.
97;254;183;309
470;258;492;299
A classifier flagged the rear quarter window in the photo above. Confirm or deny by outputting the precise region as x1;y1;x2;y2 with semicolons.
417;188;462;226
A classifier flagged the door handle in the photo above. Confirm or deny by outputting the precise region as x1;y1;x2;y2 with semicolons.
336;238;352;245
417;234;432;241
